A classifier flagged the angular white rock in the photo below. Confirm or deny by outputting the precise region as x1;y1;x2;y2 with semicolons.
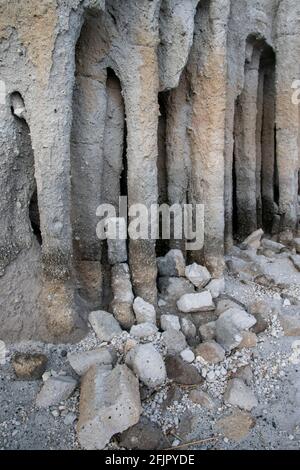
185;263;211;288
177;291;214;313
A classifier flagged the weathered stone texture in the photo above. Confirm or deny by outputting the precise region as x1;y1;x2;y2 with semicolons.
0;1;299;342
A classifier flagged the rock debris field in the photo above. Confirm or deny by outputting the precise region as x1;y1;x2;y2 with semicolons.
1;231;300;450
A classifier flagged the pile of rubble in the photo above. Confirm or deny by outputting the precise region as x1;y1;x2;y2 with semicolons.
1;228;300;450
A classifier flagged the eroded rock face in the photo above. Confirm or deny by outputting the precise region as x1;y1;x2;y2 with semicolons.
0;1;299;347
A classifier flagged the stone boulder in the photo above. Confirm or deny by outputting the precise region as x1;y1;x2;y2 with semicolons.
77;365;141;449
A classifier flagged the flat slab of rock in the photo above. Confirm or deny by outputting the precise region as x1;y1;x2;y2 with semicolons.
68;347;117;376
77;365;141;450
133;297;156;324
195;341;225;364
185;263;211;288
89;310;122;342
165;356;203;385
157;249;185;277
12;353;47;380
36;376;77;408
126;344;166;388
215;308;256;351
161;329;187;355
224;378;258;411
177;291;214;313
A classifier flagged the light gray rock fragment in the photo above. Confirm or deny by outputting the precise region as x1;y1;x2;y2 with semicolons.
126;344;166;388
89;311;122;342
36;376;77;408
224;379;258;411
67;347;117;375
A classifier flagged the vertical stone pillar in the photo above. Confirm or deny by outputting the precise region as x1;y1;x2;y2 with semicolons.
261;64;276;231
234;48;260;239
71;71;107;261
188;0;230;276
102;72;125;211
165;71;191;254
275;0;300;233
256;69;264;229
122;47;159;303
224;93;236;251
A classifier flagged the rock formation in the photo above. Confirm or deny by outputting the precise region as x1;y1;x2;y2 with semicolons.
0;0;300;342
